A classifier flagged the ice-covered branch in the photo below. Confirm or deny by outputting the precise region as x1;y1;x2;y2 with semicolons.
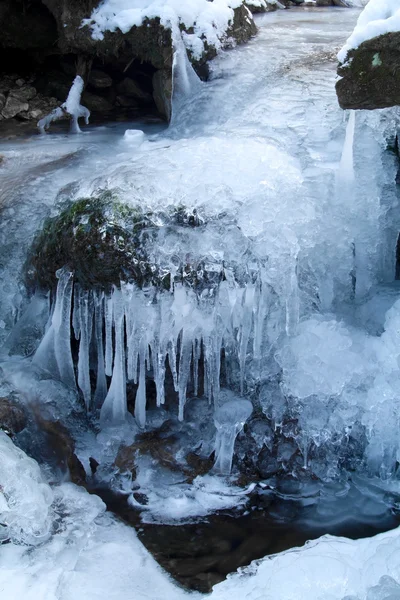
37;76;90;134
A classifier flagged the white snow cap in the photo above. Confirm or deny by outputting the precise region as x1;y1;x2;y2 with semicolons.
83;0;245;60
338;0;400;63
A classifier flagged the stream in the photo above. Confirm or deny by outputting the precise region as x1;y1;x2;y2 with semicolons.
1;6;400;600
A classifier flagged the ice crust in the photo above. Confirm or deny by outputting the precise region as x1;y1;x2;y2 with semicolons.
338;0;400;63
1;436;400;600
83;0;245;59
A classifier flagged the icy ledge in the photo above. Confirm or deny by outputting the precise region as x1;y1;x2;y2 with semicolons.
82;0;248;60
338;0;400;63
2;432;400;600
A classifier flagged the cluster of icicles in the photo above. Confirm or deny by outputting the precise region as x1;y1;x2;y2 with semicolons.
33;267;266;429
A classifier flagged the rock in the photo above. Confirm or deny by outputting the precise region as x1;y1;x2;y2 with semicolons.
316;0;332;5
89;69;113;89
152;69;172;120
26;192;157;291
114;444;138;478
81;91;113;112
115;95;140;108
15;78;25;87
332;0;350;5
9;86;37;102
1;96;29;119
36;417;86;486
185;451;214;480
116;77;152;101
244;1;279;14
18;94;59;121
0;397;27;436
336;32;400;110
0;93;5;112
226;4;257;47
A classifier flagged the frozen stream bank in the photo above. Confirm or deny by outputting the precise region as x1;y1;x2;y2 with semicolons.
1;6;400;599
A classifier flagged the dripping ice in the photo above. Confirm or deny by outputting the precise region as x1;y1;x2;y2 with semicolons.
33;274;257;432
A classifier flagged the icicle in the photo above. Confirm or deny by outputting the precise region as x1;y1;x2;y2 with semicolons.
72;284;81;340
77;288;93;411
34;267;76;390
178;329;193;421
134;340;147;428
93;291;107;407
338;110;356;184
213;397;253;475
104;294;113;377
100;288;127;426
285;254;299;337
238;284;255;394
170;25;202;123
193;338;201;397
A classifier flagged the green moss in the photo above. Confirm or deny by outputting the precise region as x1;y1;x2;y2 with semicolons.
25;193;221;293
26;191;157;292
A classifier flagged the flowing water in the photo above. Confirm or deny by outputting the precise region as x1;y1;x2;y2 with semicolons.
1;7;400;599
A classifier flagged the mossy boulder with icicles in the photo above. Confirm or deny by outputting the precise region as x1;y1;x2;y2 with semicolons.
25;192;224;293
26;191;158;292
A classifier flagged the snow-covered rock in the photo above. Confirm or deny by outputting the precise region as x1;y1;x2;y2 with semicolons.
336;0;400;110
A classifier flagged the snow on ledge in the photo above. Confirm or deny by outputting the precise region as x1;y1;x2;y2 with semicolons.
82;0;245;60
338;0;400;63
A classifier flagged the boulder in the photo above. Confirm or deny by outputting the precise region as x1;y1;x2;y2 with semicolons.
81;91;113;112
88;69;113;89
336;31;400;110
35;417;86;485
26;192;157;291
116;77;152;102
9;86;37;102
1;96;29;119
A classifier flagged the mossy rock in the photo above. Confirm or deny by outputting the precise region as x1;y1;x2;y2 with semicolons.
337;31;400;110
26;192;220;293
26;191;158;291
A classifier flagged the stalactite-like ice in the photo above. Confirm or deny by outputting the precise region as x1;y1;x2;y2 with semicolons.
213;393;253;475
33;268;76;391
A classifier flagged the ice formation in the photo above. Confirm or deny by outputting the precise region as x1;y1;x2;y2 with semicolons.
33;272;261;428
37;76;90;134
2;435;400;600
213;392;253;474
0;432;53;545
83;0;246;60
338;0;400;63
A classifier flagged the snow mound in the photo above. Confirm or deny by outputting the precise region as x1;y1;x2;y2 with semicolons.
0;431;54;545
83;0;245;60
211;528;400;600
338;0;400;63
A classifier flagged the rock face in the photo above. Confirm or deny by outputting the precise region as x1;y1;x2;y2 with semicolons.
0;0;257;123
336;32;400;110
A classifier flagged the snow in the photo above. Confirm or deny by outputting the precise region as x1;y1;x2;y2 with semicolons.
37;76;90;133
1;434;400;600
212;528;400;600
338;0;400;63
83;0;245;59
